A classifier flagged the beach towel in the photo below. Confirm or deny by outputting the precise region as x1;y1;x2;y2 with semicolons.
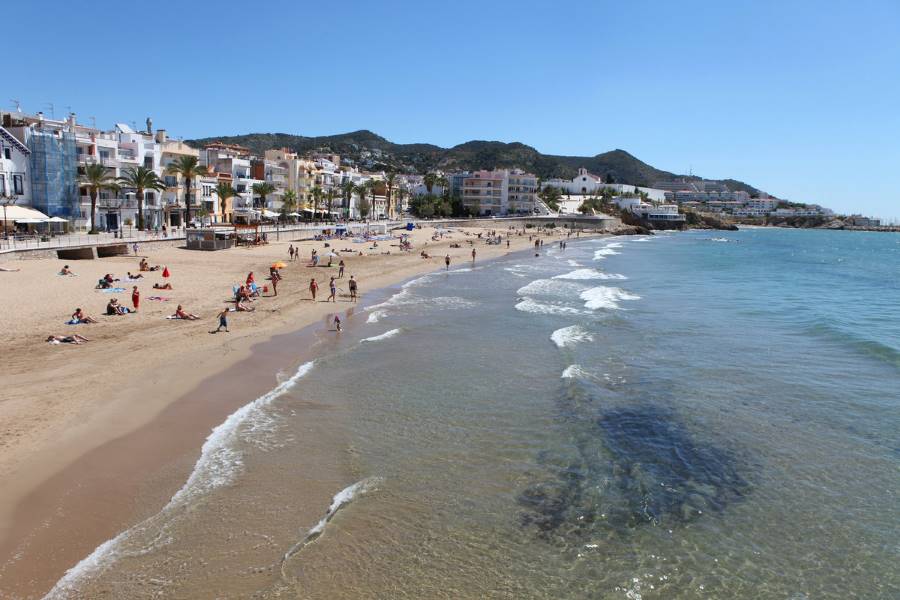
66;319;83;325
165;315;182;319
99;287;126;293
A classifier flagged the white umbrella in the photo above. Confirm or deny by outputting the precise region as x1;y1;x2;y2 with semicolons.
48;216;69;222
15;218;47;224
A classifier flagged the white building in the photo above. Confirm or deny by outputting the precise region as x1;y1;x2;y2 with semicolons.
0;126;31;219
542;168;667;202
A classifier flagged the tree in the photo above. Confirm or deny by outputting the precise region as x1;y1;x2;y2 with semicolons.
423;172;438;195
437;176;450;200
395;186;407;217
368;180;379;217
310;186;323;220
252;182;276;209
215;181;239;223
281;189;298;221
385;172;397;219
539;186;562;211
325;189;336;220
354;182;371;218
340;180;355;219
79;163;119;234
117;166;165;231
165;155;207;226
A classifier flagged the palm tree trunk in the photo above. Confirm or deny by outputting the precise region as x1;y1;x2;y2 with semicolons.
137;189;145;230
184;178;192;226
89;189;98;234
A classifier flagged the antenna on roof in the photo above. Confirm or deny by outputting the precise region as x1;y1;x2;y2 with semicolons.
45;103;55;119
90;116;97;129
10;99;21;112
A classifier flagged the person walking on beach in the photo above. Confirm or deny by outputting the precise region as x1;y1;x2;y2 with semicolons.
270;273;278;296
132;242;139;255
131;286;140;312
445;254;451;270
338;259;345;278
214;305;230;333
333;314;342;332
348;276;358;302
288;244;295;261
328;277;337;302
506;239;510;248
309;278;318;301
471;248;476;263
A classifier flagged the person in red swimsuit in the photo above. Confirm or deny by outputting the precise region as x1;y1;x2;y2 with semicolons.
131;286;140;312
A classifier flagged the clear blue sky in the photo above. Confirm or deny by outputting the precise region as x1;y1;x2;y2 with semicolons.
10;0;900;220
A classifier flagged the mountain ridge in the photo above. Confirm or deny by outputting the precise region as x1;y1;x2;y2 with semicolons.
185;130;761;195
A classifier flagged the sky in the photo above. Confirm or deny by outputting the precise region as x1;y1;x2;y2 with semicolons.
9;0;900;220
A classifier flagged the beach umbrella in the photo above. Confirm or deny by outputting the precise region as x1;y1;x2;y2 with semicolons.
271;261;287;269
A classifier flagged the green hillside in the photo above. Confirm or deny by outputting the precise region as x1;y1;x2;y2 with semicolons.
186;130;761;194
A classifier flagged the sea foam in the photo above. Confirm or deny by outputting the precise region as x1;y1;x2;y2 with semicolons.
515;298;583;316
593;247;621;260
551;325;594;348
517;279;584;297
580;286;641;310
554;268;626;281
366;310;386;324
561;364;590;379
44;360;316;599
361;328;401;343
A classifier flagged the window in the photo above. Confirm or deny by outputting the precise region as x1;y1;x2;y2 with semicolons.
3;147;10;160
0;174;5;194
12;175;23;195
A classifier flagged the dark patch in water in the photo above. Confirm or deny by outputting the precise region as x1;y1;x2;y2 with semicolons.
519;404;750;538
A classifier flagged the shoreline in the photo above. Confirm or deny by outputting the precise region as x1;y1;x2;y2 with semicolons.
0;226;602;597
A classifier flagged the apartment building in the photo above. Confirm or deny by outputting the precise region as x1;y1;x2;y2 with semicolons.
0;125;31;214
2;111;79;223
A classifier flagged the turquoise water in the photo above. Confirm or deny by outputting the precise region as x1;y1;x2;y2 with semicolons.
61;228;900;599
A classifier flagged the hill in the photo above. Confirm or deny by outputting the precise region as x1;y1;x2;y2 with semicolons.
185;130;762;194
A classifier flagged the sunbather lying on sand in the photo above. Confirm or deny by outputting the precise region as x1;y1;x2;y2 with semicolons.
235;300;255;312
153;282;173;290
0;266;21;272
172;305;200;320
47;334;90;345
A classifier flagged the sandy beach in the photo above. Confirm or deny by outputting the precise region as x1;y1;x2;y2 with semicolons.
0;223;584;597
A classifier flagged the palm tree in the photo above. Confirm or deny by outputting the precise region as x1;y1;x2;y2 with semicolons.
310;185;323;221
215;181;239;223
340;180;355;220
165;155;207;226
369;181;379;218
325;189;336;221
385;172;397;219
423;172;437;195
281;189;298;221
79;163;119;234
252;182;276;210
437;176;450;200
395;186;407;218
117;166;165;231
354;182;371;219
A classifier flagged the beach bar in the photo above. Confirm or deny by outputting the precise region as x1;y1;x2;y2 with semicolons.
185;228;235;251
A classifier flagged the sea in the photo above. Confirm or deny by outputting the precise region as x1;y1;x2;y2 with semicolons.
49;228;899;599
